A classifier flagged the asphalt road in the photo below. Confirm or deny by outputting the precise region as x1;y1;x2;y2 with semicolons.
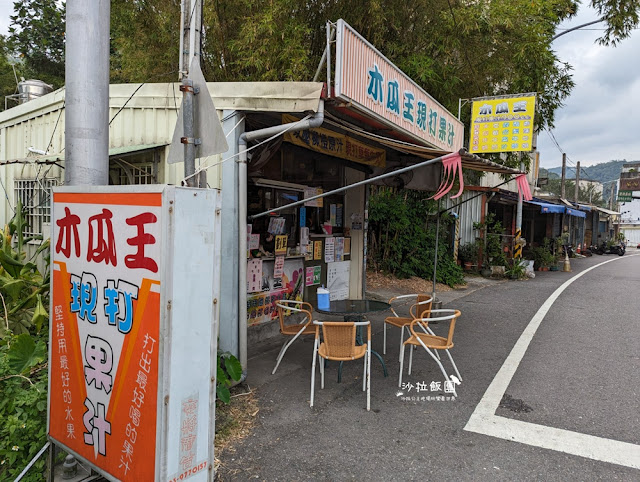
218;251;640;481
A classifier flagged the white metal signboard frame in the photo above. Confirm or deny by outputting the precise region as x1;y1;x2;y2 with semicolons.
48;185;221;481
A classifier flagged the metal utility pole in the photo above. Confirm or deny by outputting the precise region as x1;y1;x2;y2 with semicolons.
179;0;202;187
65;0;110;185
574;161;580;202
561;153;566;199
514;160;525;260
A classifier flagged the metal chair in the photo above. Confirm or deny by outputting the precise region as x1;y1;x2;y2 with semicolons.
384;294;433;360
310;320;371;411
398;309;462;395
272;300;315;375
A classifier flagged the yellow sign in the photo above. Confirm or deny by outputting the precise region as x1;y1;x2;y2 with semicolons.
469;95;536;154
313;240;323;260
283;114;386;168
275;235;288;255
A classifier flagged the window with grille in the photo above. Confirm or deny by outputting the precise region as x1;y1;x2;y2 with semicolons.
14;178;58;239
109;161;156;185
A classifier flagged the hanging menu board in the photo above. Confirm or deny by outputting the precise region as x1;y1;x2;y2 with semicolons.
327;261;350;301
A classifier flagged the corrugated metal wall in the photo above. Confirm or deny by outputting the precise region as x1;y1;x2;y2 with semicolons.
0;84;229;227
444;190;483;246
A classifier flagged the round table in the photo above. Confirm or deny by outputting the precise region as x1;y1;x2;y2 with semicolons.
315;299;391;379
315;299;391;318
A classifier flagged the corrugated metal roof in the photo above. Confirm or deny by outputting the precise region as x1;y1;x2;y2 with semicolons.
108;82;324;113
596;207;620;215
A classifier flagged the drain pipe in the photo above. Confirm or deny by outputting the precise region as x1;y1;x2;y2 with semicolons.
237;100;325;372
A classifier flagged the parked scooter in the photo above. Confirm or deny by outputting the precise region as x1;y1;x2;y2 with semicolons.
562;244;574;258
591;240;625;256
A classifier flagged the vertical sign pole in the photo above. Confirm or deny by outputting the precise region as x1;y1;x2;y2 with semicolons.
515;160;524;261
65;0;110;186
180;0;202;187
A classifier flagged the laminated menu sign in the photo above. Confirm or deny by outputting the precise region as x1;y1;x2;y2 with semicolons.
335;237;345;262
327;261;350;301
247;259;263;292
305;266;322;286
249;234;260;251
268;217;286;235
274;256;285;279
304;245;313;261
300;227;309;247
324;237;335;263
314;240;323;260
49;186;220;481
304;187;324;207
275;235;288;255
344;238;351;255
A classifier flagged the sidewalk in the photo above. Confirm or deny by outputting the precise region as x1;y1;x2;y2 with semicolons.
222;273;511;480
366;273;506;306
219;257;630;480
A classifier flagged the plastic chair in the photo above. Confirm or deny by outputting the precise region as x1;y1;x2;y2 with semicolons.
272;300;315;375
310;320;371;411
398;309;462;394
384;294;433;360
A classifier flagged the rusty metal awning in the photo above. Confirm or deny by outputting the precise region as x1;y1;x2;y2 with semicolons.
323;112;523;176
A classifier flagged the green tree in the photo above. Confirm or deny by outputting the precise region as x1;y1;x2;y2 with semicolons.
110;0;181;83
7;0;65;88
592;0;640;45
0;36;22;110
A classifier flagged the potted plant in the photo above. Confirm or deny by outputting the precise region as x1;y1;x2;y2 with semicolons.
505;260;526;279
458;241;479;271
549;252;560;271
530;245;551;271
473;213;507;277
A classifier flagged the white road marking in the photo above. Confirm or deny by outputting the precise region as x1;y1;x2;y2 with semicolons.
464;255;640;470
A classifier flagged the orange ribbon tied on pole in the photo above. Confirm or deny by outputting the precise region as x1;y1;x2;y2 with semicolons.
516;174;533;202
431;152;463;200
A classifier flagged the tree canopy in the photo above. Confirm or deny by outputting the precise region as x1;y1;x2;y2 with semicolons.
4;0;640;153
7;0;65;88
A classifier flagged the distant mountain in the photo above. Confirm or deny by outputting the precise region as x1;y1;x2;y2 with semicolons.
546;160;631;184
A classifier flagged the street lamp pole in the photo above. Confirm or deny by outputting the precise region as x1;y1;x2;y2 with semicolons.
552;18;605;41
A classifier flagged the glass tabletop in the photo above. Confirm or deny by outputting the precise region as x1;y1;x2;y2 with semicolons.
315;299;391;316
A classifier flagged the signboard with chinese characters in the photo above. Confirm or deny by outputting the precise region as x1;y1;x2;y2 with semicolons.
49;186;220;481
620;178;640;191
283;115;386;168
617;190;633;203
334;19;463;152
274;235;288;255
469;94;536;153
246;259;304;325
327;261;350;301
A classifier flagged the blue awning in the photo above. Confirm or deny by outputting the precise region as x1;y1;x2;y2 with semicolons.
576;204;592;212
566;207;586;218
529;201;565;214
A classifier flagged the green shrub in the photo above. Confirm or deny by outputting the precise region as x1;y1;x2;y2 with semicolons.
0;203;50;481
217;351;242;404
367;187;464;287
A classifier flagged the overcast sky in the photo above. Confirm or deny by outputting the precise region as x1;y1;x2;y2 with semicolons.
1;2;638;170
0;1;11;38
537;5;640;169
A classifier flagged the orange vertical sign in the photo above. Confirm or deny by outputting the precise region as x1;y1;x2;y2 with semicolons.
49;191;162;480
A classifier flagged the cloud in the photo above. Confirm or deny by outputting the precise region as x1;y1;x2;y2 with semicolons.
538;7;640;167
